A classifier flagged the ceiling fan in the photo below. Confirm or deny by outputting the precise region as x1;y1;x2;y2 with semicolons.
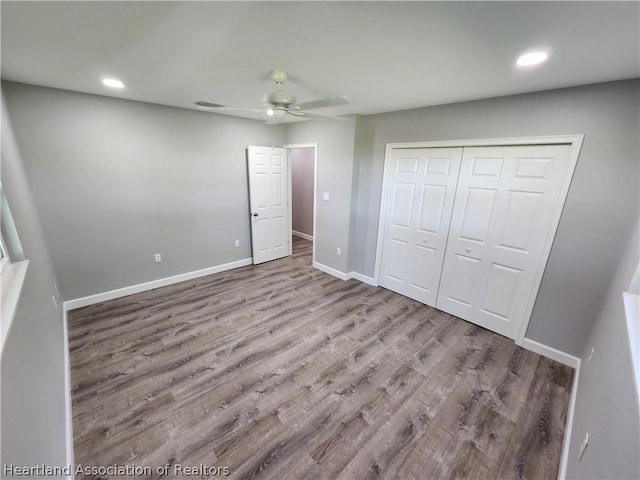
195;70;349;121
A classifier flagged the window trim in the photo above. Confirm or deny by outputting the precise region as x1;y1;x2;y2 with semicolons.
0;184;30;355
0;231;9;274
1;258;29;355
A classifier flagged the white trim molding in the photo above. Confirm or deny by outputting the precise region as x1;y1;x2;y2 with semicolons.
349;271;378;286
62;309;75;479
1;259;29;355
383;135;585;150
623;291;639;402
521;337;581;369
313;261;378;287
64;258;253;311
292;230;314;242
313;261;350;281
559;360;581;479
285;143;318;267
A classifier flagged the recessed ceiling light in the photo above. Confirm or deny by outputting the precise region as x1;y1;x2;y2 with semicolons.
102;78;125;88
516;51;548;67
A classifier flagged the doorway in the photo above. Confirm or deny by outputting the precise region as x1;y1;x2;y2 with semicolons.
287;144;317;265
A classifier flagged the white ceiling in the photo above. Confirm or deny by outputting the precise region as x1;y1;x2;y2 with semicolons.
2;1;639;122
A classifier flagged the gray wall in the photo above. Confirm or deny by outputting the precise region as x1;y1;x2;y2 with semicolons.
565;219;639;479
2;81;284;300
351;79;640;356
1;91;68;470
284;118;357;273
290;147;314;237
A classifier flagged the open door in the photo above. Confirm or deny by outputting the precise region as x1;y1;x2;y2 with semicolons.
247;145;289;264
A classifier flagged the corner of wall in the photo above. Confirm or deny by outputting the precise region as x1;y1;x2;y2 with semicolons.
563;218;640;479
1;84;70;470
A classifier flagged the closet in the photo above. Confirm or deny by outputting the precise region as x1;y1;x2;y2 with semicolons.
377;140;579;340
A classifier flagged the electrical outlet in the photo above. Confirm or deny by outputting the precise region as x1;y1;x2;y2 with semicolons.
323;192;330;201
154;253;162;263
337;247;342;256
235;240;240;248
587;347;595;364
578;433;589;460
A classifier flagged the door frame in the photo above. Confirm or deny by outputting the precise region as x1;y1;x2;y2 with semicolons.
374;134;584;345
285;143;318;266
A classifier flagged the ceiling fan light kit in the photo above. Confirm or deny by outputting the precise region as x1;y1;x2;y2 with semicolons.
195;69;349;122
271;107;288;120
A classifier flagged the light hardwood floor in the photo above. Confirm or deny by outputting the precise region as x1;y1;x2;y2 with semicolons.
69;237;573;479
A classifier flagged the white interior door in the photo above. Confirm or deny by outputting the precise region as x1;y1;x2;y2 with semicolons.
247;145;289;265
379;147;463;306
436;144;572;339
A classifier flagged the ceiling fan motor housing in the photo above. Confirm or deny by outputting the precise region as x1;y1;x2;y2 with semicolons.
265;90;297;107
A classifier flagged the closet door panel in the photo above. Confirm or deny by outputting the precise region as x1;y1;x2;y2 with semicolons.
437;252;482;318
379;148;462;306
437;144;572;339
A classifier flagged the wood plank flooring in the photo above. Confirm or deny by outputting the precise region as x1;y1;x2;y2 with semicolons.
68;237;573;479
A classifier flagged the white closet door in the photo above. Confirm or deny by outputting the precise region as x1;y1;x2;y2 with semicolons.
380;148;462;306
436;144;572;339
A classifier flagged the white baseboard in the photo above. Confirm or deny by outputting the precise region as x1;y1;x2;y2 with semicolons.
349;271;378;286
558;360;581;479
313;261;350;281
292;230;314;242
520;338;582;479
521;338;581;369
62;309;74;479
63;258;253;311
312;262;379;287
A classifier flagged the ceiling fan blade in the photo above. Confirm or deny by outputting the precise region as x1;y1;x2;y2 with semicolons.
292;96;349;111
195;101;225;108
289;110;348;121
195;102;266;113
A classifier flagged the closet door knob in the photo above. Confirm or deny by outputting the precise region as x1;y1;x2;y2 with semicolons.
466;247;472;253
423;238;429;243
